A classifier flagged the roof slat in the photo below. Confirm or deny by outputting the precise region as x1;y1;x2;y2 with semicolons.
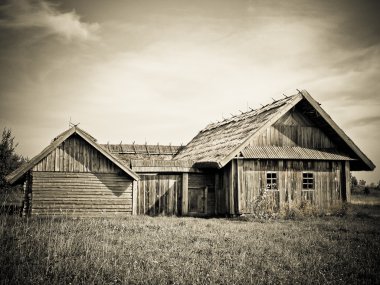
241;146;354;161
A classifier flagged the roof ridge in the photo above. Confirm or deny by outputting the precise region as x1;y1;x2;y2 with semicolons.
201;94;297;133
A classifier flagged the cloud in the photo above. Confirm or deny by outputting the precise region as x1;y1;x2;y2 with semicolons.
0;0;99;41
347;115;380;129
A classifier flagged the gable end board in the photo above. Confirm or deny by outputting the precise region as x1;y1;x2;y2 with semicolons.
6;127;139;184
299;90;375;171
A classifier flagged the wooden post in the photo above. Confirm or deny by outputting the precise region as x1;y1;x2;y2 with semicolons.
229;160;235;215
132;180;138;215
23;171;32;217
236;160;242;215
182;173;188;215
204;186;208;214
214;173;219;215
345;161;351;203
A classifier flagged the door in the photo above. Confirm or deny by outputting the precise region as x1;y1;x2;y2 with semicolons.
188;187;207;214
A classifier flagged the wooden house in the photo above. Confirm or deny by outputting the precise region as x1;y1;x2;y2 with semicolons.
6;90;375;217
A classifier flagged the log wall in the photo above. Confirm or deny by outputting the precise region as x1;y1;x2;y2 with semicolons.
28;135;134;217
32;172;133;217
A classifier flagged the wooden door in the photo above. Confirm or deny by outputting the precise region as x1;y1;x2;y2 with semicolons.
188;187;207;214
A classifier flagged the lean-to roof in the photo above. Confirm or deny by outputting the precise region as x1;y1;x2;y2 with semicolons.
102;144;183;166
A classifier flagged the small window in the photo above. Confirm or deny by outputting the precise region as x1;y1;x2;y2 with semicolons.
266;172;278;190
302;172;314;190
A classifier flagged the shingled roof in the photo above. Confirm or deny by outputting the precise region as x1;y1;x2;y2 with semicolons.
174;93;301;166
174;90;375;171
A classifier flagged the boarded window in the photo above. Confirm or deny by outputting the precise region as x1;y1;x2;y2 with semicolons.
302;172;314;190
266;172;278;190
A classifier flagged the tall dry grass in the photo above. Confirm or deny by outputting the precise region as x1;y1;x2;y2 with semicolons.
0;205;379;284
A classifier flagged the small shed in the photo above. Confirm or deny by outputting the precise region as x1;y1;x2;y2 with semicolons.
6;127;139;217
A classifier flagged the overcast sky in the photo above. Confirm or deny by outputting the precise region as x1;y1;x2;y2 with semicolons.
0;0;379;183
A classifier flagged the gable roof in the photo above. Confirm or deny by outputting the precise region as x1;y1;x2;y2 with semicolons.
6;126;139;184
174;90;375;171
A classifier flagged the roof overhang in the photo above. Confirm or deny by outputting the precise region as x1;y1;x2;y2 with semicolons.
210;90;375;171
241;146;355;161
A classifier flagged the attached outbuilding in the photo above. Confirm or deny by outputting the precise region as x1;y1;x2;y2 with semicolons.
6;127;139;217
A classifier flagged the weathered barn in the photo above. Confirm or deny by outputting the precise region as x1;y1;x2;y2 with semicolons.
6;90;375;217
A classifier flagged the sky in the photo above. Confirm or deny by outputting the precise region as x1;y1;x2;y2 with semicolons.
0;0;379;183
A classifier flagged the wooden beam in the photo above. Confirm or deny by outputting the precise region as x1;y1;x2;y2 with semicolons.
182;173;188;215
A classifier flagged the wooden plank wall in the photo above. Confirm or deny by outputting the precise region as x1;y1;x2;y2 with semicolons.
137;174;181;216
234;159;344;214
188;173;216;215
28;135;135;217
249;109;336;149
33;135;120;174
32;172;133;217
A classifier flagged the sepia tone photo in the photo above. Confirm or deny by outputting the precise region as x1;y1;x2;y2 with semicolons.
0;1;379;284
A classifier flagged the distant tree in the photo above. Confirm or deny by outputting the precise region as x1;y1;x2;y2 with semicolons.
351;176;358;187
369;182;376;189
359;179;366;187
0;128;25;190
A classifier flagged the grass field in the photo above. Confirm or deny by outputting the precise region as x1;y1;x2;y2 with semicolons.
1;199;379;284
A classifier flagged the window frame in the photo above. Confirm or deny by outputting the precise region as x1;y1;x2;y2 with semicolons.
302;172;314;191
266;171;278;191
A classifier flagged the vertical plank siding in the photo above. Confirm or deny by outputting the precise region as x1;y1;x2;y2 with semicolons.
234;159;345;214
188;173;216;215
137;174;181;216
250;109;336;149
137;173;215;216
33;135;120;174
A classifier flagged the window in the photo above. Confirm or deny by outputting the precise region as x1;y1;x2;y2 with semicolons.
302;172;314;190
266;172;278;190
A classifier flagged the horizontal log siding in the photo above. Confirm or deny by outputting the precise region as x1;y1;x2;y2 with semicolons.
137;174;181;216
250;110;335;149
235;159;344;214
33;135;120;174
32;172;133;217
